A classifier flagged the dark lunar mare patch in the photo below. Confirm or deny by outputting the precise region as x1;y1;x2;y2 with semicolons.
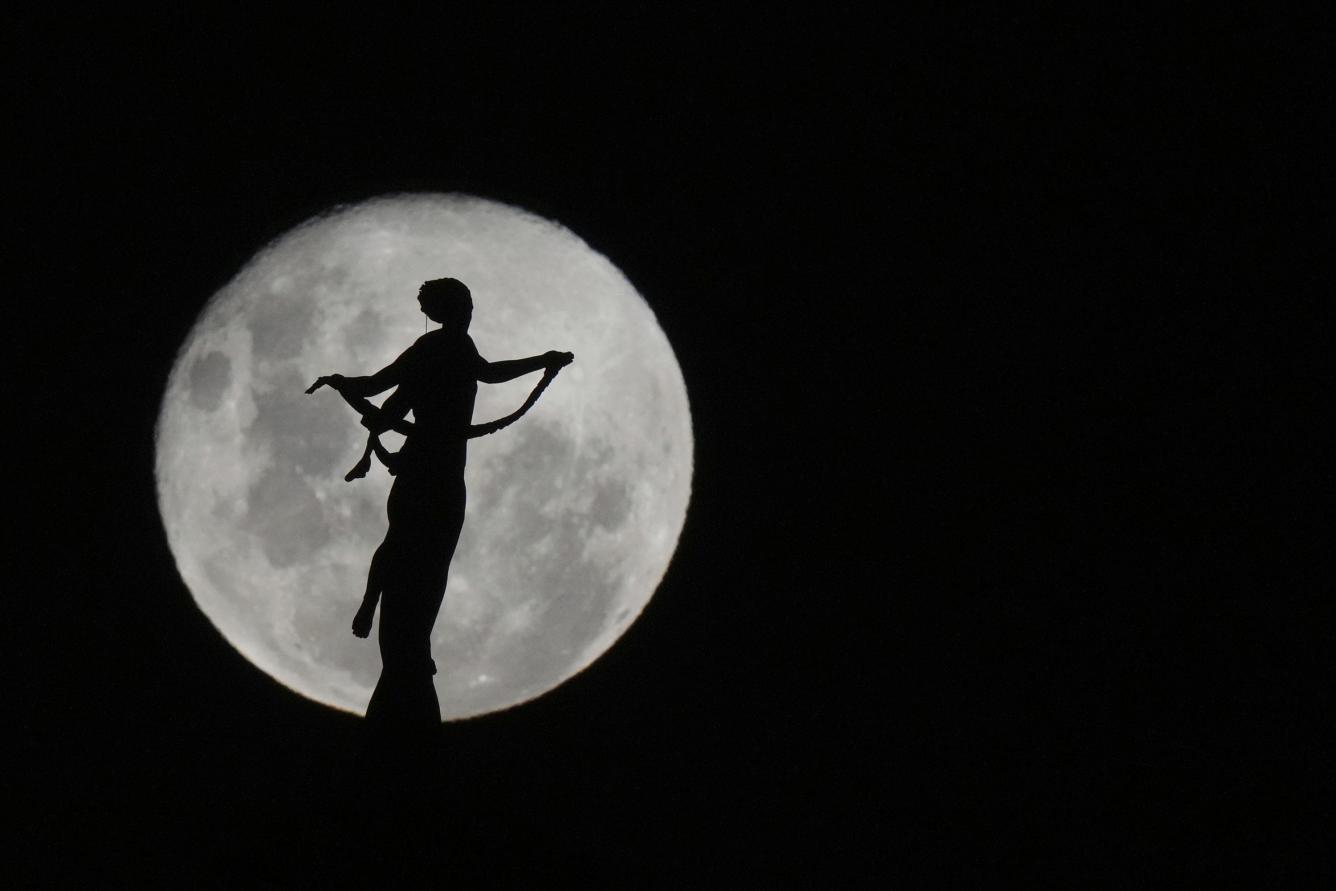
249;367;351;479
590;479;632;529
188;351;231;411
244;464;330;568
247;264;339;358
344;307;387;354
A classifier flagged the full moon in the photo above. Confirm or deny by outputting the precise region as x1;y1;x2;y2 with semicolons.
155;193;692;720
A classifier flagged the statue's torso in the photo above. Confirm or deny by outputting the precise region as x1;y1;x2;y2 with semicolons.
393;332;481;479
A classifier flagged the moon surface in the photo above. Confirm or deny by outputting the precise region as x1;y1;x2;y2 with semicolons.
155;194;692;720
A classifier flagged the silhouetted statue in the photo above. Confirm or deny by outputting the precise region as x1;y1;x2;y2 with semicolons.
307;278;572;742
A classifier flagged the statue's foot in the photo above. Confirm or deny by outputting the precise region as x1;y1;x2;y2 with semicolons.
351;607;374;638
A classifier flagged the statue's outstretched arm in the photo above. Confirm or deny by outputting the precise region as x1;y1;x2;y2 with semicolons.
466;354;573;438
306;346;409;398
307;356;414;435
478;351;573;384
336;355;407;397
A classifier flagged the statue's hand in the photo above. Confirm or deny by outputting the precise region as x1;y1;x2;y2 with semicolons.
544;351;574;371
305;373;346;394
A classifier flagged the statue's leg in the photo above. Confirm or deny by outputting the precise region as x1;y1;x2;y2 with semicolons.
367;565;443;735
363;476;465;736
352;536;389;638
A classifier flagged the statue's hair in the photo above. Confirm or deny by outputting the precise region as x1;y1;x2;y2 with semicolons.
419;277;472;308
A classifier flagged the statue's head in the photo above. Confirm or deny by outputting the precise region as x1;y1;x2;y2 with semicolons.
418;278;473;330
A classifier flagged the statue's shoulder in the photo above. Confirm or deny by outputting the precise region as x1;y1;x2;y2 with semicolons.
412;331;481;368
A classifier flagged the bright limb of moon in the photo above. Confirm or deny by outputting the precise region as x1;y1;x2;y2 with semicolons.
154;194;692;720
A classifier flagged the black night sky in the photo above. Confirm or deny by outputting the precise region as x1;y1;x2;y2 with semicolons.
16;11;1328;885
